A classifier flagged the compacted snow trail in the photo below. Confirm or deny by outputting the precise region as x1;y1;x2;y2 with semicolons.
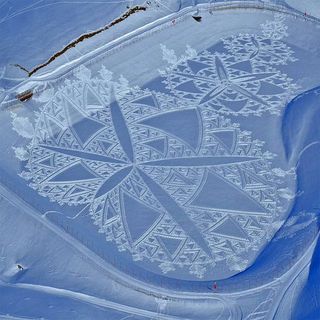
2;283;185;320
1;1;320;319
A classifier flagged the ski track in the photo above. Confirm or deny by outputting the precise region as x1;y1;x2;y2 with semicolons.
1;282;184;320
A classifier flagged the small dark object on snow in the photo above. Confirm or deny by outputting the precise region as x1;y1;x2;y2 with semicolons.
192;15;202;22
17;90;33;102
17;264;24;271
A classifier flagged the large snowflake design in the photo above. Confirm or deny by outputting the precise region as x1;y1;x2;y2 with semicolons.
162;14;298;116
19;66;289;278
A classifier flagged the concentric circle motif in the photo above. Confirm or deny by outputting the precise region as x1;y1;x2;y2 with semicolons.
23;68;287;278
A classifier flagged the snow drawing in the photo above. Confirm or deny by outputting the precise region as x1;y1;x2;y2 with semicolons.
158;44;197;75
13;57;292;278
11;112;34;139
161;14;298;116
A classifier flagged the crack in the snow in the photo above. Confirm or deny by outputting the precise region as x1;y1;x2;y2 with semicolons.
14;5;147;78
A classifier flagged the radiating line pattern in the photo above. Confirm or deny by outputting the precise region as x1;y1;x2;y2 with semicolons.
18;64;291;279
162;14;298;116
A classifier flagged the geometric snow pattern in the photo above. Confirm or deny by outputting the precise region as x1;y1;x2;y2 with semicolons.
162;15;298;117
121;191;162;244
189;170;267;213
21;73;287;279
17;14;293;279
208;215;249;240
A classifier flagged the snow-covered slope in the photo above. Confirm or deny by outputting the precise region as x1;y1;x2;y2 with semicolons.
1;1;320;319
286;0;320;18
